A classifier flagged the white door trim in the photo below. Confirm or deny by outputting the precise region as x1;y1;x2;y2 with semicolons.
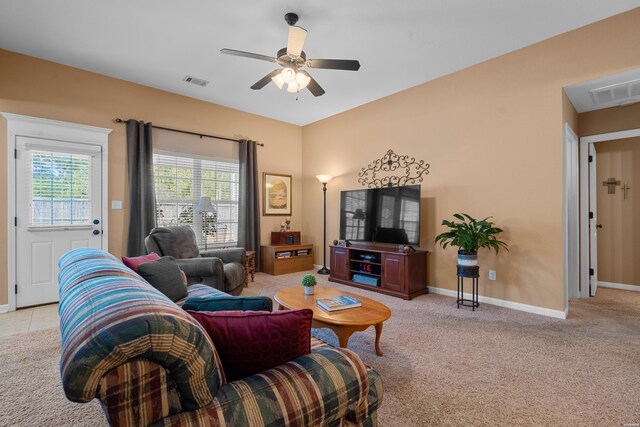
578;127;640;300
588;143;598;297
1;113;111;312
563;123;580;312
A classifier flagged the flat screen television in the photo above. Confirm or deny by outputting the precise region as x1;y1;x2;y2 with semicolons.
339;184;421;245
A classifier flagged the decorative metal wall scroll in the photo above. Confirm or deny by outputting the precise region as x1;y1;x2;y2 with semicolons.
358;149;430;188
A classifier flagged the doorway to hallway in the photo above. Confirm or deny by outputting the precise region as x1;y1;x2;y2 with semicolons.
593;137;639;292
580;128;640;298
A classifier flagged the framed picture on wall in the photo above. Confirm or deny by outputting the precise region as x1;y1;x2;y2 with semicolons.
263;172;292;216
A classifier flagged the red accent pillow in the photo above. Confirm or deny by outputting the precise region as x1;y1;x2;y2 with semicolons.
188;309;313;381
121;252;160;272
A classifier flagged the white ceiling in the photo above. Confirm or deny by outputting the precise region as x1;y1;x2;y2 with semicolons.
1;1;639;126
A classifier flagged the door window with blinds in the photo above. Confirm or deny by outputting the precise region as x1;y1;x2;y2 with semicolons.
28;150;92;226
154;151;239;247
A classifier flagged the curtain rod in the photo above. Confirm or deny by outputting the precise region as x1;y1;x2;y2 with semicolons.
113;118;264;147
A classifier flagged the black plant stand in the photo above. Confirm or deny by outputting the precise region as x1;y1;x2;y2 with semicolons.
456;265;480;311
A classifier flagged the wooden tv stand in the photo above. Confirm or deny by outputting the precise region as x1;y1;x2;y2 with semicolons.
329;244;428;300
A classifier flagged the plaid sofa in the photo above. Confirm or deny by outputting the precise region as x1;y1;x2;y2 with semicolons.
58;248;383;426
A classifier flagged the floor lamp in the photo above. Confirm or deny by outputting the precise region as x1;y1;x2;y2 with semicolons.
316;174;333;275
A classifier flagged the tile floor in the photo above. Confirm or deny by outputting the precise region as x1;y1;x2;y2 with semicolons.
0;304;59;337
0;286;262;339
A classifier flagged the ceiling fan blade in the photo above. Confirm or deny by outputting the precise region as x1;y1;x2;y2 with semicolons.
286;26;307;57
299;70;325;97
250;69;282;90
306;59;360;71
220;48;277;63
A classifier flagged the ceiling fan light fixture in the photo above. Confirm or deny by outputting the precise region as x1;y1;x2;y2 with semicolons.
295;72;311;90
281;67;296;84
271;73;285;89
286;81;300;93
221;11;358;98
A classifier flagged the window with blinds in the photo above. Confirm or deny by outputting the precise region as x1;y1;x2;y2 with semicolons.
29;150;92;225
400;198;420;244
343;190;367;240
153;151;239;248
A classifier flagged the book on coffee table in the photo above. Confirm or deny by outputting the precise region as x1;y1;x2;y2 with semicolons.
316;295;362;312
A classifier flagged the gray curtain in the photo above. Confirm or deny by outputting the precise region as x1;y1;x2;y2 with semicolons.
238;140;261;270
126;120;156;256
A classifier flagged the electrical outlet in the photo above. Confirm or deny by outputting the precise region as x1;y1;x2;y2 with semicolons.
488;270;497;281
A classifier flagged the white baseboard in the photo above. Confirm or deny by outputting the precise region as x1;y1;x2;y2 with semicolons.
427;286;567;319
0;304;9;314
598;281;640;292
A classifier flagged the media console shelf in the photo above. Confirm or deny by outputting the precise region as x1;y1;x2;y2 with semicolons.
329;245;428;300
261;244;314;275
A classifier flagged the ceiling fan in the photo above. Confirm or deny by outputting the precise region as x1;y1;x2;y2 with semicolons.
221;12;360;97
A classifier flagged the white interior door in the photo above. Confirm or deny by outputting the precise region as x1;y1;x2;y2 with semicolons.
589;143;599;296
15;136;103;307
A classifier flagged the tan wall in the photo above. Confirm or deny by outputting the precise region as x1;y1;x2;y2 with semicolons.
1;9;640;311
578;103;640;136
595;138;640;286
562;90;578;135
0;49;302;306
302;9;640;312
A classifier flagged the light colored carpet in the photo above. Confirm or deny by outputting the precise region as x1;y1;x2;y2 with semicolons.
0;327;107;427
1;273;638;426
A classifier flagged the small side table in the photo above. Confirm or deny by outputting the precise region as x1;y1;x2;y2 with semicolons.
457;265;479;311
245;250;256;287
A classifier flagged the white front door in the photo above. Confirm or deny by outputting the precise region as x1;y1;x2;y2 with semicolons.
15;136;103;307
588;143;599;297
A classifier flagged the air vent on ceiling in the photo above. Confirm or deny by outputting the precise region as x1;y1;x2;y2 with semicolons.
183;75;209;87
589;78;640;106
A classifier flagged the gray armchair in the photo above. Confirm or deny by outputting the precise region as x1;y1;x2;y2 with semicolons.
145;226;246;296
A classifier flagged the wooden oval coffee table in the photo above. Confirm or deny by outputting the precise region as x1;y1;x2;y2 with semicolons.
274;286;392;356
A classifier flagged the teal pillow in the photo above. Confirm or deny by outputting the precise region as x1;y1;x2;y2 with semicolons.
183;295;273;312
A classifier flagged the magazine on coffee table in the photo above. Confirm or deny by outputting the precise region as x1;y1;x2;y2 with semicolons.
316;294;362;312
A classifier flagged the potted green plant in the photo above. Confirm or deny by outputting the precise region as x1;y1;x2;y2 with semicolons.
301;274;317;295
435;213;508;267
